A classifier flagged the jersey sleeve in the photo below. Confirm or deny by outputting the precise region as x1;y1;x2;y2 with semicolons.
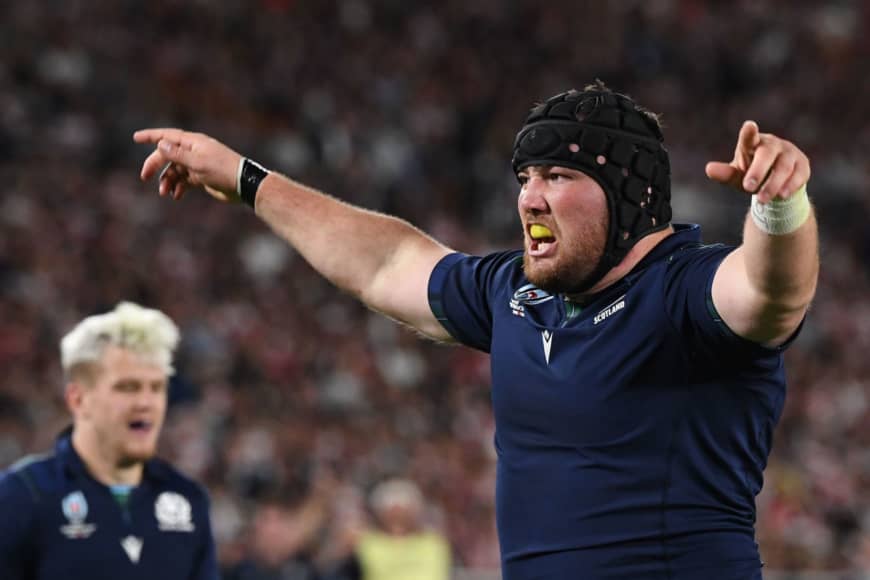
0;471;38;580
428;251;521;353
662;243;798;361
190;490;219;580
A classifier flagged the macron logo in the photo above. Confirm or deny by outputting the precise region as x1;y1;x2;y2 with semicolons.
541;330;553;364
121;535;143;564
593;295;626;325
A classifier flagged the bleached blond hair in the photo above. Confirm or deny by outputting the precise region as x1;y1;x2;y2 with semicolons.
370;478;424;515
60;301;180;378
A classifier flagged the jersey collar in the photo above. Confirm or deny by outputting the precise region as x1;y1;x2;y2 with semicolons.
562;223;702;306
55;429;169;485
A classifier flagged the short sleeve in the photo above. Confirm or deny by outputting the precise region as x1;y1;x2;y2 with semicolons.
428;251;522;353
662;243;790;361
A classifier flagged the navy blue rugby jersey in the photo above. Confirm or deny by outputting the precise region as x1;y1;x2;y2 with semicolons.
428;224;792;579
0;433;218;580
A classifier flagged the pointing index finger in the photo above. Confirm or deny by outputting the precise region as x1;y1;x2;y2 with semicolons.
735;121;760;162
133;128;187;145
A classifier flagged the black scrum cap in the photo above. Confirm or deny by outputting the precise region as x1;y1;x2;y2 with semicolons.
512;88;672;290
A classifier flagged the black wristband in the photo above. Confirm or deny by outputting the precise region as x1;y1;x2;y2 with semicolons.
237;158;269;208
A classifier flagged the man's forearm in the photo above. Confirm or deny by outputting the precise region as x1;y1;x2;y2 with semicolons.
712;197;820;346
253;172;452;331
717;204;819;346
133;128;454;338
741;204;819;313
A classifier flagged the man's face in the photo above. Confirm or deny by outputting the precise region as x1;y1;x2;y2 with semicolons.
70;346;168;466
517;165;609;294
377;501;421;535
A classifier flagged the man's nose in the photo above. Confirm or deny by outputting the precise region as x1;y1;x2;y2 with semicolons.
133;390;157;409
519;178;548;213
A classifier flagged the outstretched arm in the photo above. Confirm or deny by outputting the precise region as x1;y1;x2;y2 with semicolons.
133;129;454;341
706;121;819;347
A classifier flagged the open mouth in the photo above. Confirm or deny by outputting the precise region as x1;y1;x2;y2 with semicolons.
528;223;557;256
128;420;153;434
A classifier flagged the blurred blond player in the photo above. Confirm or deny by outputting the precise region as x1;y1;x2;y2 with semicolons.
0;302;219;580
355;479;450;580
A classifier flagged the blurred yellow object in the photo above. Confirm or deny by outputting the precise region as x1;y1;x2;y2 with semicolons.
530;224;553;239
357;530;450;580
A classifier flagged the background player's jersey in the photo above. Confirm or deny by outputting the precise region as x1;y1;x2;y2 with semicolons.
428;224;790;579
356;530;451;580
0;433;218;580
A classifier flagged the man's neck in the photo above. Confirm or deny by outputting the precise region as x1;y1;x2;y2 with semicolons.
71;428;144;486
566;227;675;302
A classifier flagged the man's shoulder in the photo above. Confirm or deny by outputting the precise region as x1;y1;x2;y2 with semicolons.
673;241;732;259
657;241;734;279
5;452;56;475
445;248;524;270
435;249;527;299
636;225;732;271
0;452;61;502
482;248;525;268
463;249;527;285
632;237;733;282
0;456;57;542
145;458;210;504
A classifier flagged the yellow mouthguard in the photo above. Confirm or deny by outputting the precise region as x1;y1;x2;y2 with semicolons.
530;224;554;240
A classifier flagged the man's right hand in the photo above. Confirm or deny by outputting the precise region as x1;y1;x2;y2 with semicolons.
133;129;244;203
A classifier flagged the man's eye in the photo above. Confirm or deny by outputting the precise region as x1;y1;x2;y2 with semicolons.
517;175;529;185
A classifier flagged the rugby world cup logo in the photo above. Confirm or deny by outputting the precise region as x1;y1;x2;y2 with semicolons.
510;284;553;317
60;491;97;539
63;491;88;522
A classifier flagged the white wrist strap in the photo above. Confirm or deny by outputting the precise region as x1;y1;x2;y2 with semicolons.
235;157;245;197
750;184;810;235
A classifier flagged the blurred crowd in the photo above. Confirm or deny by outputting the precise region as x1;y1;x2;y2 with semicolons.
1;0;869;576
